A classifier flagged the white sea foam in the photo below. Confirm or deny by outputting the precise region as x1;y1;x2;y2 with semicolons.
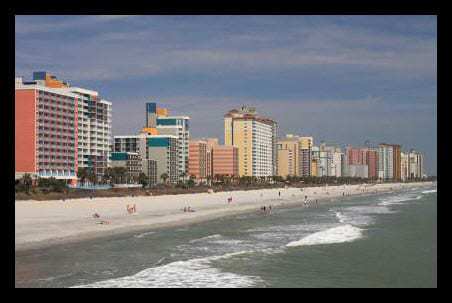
344;206;393;215
422;189;437;194
189;234;223;243
134;231;156;239
334;211;347;224
211;239;245;246
247;222;333;234
378;194;421;206
72;251;260;288
286;224;364;247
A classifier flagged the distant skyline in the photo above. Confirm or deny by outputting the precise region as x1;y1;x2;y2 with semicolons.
15;15;437;175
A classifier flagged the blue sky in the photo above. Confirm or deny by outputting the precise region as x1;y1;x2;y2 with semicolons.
15;15;437;174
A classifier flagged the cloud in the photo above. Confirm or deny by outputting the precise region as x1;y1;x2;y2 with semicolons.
15;16;436;82
15;15;133;35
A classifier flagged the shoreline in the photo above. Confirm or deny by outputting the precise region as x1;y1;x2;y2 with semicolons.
15;182;434;252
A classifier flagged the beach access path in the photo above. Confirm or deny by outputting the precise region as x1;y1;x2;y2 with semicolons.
15;182;433;251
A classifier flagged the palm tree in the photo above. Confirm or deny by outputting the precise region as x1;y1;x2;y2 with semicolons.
113;167;127;184
180;172;187;183
87;168;97;185
22;173;33;194
160;172;169;184
77;168;89;185
138;172;148;188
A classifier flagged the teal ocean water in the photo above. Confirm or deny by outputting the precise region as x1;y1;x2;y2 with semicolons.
15;185;437;288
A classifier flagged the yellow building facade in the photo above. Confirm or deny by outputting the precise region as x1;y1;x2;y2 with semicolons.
277;137;299;177
224;107;277;177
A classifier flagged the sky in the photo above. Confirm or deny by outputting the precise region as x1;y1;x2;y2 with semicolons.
15;15;437;175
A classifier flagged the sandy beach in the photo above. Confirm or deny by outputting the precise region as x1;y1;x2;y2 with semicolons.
15;182;433;251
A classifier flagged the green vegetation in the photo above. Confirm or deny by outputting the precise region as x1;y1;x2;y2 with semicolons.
138;172;148;188
15;171;433;201
160;173;169;184
15;174;67;195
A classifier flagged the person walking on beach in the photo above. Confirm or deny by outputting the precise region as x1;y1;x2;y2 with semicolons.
278;191;281;198
304;195;308;206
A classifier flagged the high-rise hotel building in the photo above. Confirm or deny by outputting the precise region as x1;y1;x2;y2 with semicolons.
224;106;277;177
276;135;313;178
114;134;178;184
143;102;189;178
378;143;401;181
299;137;313;177
70;87;112;179
15;72;112;184
277;135;299;178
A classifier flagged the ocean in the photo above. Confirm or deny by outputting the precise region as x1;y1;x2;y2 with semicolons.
15;185;437;288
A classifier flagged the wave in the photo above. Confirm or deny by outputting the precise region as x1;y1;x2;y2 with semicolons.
134;231;156;239
378;194;421;206
422;189;437;194
71;251;260;288
334;211;347;224
286;224;364;247
189;234;223;243
333;205;393;227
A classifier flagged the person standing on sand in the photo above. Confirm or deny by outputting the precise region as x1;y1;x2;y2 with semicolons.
278;191;281;198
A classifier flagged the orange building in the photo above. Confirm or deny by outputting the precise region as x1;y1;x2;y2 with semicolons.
188;140;208;180
212;145;239;177
15;76;78;184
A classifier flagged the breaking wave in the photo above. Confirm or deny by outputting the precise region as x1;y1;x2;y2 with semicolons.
72;251;261;288
422;189;437;194
286;224;364;247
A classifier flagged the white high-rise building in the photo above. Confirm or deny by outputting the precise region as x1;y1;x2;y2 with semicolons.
408;150;424;179
378;144;394;180
67;87;112;180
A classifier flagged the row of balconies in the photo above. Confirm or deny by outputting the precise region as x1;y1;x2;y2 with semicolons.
38;149;75;155
38;141;75;148
38;166;76;173
38;128;74;136
38;98;75;108
38;110;75;121
38;103;75;114
38;120;75;129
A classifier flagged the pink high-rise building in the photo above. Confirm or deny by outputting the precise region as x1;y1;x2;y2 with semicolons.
212;145;239;177
15;75;79;184
346;146;368;165
188;140;208;179
366;150;379;179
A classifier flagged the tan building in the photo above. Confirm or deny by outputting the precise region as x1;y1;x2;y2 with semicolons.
299;136;313;177
224;106;277;177
277;135;300;178
188;140;208;180
277;134;314;178
212;145;239;177
311;159;318;177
